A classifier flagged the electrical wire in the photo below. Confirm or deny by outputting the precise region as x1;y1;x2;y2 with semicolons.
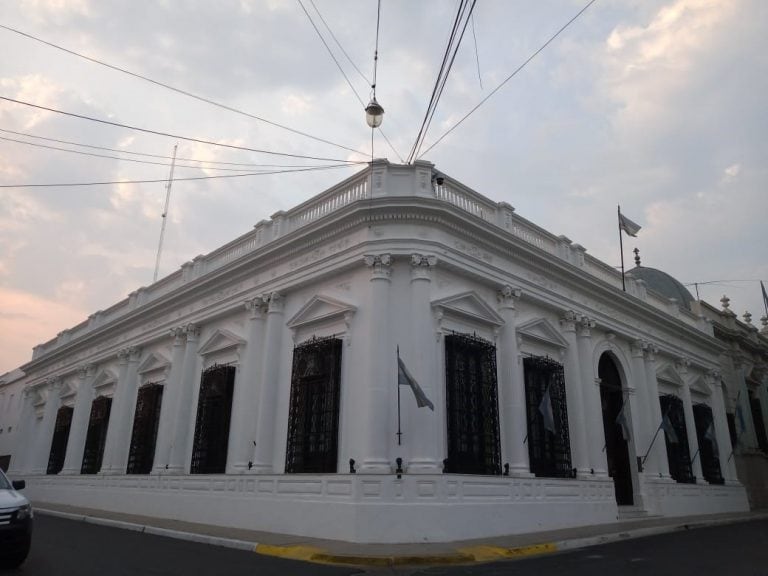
0;135;315;172
0;127;332;168
407;0;477;163
417;0;598;160
307;0;371;87
0;95;366;164
470;12;483;90
0;163;356;188
296;0;404;163
297;0;366;108
0;23;361;155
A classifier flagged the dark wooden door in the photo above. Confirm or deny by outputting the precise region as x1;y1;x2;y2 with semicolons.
598;354;633;505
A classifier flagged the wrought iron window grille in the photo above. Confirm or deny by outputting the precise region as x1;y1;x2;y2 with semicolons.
749;392;768;453
285;336;342;474
190;364;236;474
660;394;695;484
127;383;164;474
47;405;73;475
523;355;573;478
444;332;502;475
81;396;112;474
693;403;724;485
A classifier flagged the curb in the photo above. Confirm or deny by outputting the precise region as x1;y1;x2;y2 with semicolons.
37;508;257;552
37;507;766;567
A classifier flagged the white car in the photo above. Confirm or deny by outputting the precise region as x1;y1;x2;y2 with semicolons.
0;468;32;568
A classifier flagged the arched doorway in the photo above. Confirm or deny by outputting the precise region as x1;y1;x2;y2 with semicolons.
598;354;633;506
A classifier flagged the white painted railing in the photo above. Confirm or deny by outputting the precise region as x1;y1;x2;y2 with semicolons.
32;164;701;359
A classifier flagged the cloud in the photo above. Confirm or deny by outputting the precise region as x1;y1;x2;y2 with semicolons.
0;287;88;372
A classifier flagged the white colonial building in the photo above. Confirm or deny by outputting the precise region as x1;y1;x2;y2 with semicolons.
5;161;750;543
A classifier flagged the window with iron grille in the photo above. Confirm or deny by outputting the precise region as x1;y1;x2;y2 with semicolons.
726;412;737;448
659;394;694;483
523;355;572;478
285;336;342;474
47;405;73;475
81;396;112;474
692;403;723;484
190;364;236;474
127;383;164;474
443;333;501;475
749;391;768;453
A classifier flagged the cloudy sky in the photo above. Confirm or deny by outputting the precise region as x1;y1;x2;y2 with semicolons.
0;0;766;374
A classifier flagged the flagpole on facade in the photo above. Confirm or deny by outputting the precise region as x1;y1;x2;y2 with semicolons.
618;205;626;292
396;346;402;446
641;415;666;468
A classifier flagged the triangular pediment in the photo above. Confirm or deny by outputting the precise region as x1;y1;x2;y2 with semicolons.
287;295;357;330
138;351;171;375
431;291;504;327
60;380;77;400
689;375;710;395
197;329;246;357
517;318;569;349
656;364;684;387
92;368;118;390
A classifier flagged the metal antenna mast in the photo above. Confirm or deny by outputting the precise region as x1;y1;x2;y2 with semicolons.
153;144;178;283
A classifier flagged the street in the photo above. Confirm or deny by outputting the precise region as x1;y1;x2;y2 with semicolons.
5;515;768;575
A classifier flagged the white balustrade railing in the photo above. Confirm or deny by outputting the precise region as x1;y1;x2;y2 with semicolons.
33;164;704;358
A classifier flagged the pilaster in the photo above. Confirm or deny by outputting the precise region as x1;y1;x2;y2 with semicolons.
102;346;141;474
644;346;671;478
251;292;285;473
152;327;187;473
8;388;37;475
577;316;606;476
227;296;268;473
31;378;63;474
560;310;589;475
60;364;97;475
359;254;393;473
498;286;530;476
406;254;440;473
677;359;702;482
167;323;200;474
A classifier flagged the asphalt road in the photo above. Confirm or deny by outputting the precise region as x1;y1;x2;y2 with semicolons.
4;515;768;575
405;518;768;576
5;515;361;576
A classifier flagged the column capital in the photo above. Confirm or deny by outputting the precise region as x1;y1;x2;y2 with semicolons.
264;291;285;313
128;346;142;363
559;309;579;332
77;363;95;379
245;296;268;319
577;315;595;338
630;339;647;358
675;357;691;375
23;387;34;399
363;253;393;280
410;254;437;280
644;344;658;363
170;326;186;346
184;323;201;341
498;285;522;309
117;347;131;363
47;376;64;392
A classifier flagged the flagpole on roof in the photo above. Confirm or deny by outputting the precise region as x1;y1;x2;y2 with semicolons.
618;205;626;292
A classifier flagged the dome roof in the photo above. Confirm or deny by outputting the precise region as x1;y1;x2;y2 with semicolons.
626;266;695;309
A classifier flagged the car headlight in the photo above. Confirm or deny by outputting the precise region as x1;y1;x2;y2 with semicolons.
15;504;32;521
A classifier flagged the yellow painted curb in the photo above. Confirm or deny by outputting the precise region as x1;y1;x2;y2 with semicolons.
256;541;555;567
254;544;324;562
459;542;558;562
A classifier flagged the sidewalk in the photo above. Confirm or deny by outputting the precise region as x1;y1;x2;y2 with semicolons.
34;501;768;567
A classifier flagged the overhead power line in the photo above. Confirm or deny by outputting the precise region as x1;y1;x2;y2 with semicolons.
417;0;598;160
0;23;360;155
0;163;356;188
0;127;331;168
407;0;477;163
296;0;404;163
0;135;293;172
0;95;366;164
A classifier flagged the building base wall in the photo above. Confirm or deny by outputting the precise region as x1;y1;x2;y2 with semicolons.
735;453;768;510
23;472;748;543
642;477;749;517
